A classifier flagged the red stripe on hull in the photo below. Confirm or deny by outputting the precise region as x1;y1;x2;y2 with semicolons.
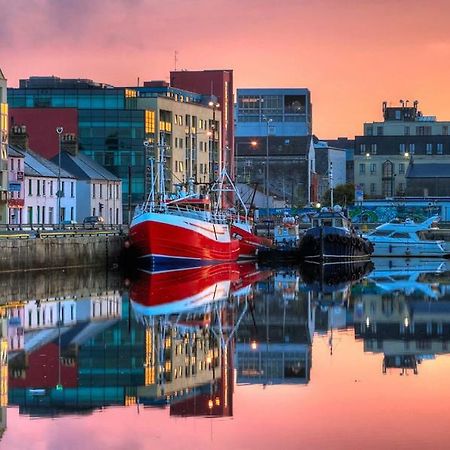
131;219;240;262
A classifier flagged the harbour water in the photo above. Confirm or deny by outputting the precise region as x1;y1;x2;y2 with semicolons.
1;258;450;450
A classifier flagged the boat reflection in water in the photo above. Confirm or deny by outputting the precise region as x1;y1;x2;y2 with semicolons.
353;258;450;375
130;262;272;417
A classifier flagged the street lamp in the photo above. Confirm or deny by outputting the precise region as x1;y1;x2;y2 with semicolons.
208;101;220;181
56;127;63;225
262;116;272;216
235;140;257;182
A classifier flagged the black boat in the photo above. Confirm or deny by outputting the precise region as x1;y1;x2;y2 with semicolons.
298;208;373;263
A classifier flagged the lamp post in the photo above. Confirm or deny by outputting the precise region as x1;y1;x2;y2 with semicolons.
56;127;63;225
208;101;220;182
235;141;257;182
263;117;272;217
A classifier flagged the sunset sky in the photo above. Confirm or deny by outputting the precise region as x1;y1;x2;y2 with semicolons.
2;0;450;138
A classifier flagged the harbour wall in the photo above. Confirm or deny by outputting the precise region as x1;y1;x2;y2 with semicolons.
0;233;126;273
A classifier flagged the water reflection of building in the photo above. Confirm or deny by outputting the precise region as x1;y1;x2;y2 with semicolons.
354;265;450;374
236;271;313;385
0;308;8;439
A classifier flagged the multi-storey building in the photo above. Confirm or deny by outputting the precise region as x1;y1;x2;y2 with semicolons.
0;69;9;223
354;102;450;198
170;69;234;179
7;145;25;224
235;88;315;209
134;81;220;192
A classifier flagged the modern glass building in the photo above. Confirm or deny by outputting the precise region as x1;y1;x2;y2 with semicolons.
8;77;155;217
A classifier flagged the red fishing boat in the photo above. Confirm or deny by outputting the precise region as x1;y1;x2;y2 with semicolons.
231;219;273;259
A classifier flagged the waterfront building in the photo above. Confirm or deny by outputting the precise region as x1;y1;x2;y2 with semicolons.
170;70;234;179
8;76;154;216
7;146;25;224
314;139;347;202
0;69;9;223
235;88;316;209
51;133;122;224
354;102;450;199
133;80;220;192
8;126;76;225
324;137;355;184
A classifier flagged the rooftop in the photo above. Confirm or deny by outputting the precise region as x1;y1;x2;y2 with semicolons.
406;163;450;178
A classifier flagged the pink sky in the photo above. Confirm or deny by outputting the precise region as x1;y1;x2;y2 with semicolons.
2;0;450;138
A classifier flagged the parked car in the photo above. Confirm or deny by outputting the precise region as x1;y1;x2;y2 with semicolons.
83;216;104;227
61;219;77;229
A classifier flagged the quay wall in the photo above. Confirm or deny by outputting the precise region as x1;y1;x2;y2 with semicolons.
0;234;126;272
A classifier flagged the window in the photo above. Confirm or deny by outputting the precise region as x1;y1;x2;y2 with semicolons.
109;184;112;199
359;144;366;155
61;181;65;196
28;179;32;196
426;143;432;155
437;143;443;155
371;144;377;155
404;126;410;136
71;182;74;197
100;184;103;199
399;143;405;154
398;163;405;174
366;126;373;136
93;184;96;199
37;179;40;196
409;143;415;154
416;126;432;136
50;180;53;196
11;159;14;170
392;232;410;239
377;126;383;136
443;125;448;135
370;163;376;174
370;183;376;194
43;180;46;196
359;163;366;175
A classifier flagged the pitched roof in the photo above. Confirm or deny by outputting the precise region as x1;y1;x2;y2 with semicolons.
406;163;450;178
9;144;74;178
51;152;120;181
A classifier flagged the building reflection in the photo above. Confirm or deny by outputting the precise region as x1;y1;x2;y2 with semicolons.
0;308;8;439
235;269;314;385
5;263;271;418
353;259;450;374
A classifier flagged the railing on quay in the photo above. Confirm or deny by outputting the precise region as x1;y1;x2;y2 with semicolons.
0;223;128;239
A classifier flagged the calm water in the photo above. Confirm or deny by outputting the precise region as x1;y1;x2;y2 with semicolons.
1;259;450;450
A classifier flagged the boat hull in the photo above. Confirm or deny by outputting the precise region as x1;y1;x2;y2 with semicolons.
299;227;373;263
368;240;449;258
231;223;273;259
130;211;240;269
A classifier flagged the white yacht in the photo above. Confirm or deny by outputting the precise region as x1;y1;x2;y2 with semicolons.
364;215;449;258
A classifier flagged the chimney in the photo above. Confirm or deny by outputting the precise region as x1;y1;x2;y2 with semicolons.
61;133;78;156
9;125;29;149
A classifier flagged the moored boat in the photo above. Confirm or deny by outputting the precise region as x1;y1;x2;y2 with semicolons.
231;219;273;259
130;197;240;270
364;215;450;258
298;207;373;263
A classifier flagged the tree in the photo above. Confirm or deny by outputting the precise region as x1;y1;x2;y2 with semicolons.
322;183;355;206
